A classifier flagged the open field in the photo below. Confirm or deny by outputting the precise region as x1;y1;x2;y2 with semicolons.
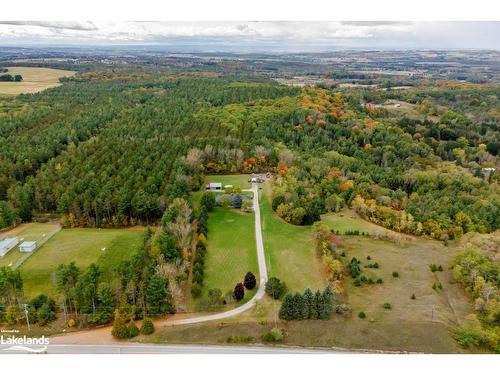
19;226;145;298
191;207;258;309
0;67;75;95
260;183;327;292
322;209;383;235
0;222;61;268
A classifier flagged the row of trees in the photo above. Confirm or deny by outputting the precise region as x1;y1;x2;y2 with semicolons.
279;286;334;321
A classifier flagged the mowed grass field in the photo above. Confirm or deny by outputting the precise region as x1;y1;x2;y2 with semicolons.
260;183;327;292
0;67;75;95
205;174;253;189
19;226;145;298
194;207;258;308
0;222;61;268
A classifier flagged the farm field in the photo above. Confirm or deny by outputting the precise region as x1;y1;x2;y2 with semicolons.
0;67;75;95
19;226;145;298
191;206;258;309
0;222;61;268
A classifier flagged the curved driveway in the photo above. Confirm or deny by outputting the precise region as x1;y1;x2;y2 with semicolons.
167;183;268;326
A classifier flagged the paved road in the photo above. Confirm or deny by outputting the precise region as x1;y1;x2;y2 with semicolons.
167;183;268;326
2;343;341;354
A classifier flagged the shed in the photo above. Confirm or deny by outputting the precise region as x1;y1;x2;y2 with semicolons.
19;240;37;253
0;237;19;257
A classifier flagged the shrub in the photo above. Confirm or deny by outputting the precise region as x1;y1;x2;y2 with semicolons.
376;278;383;284
244;272;257;290
429;264;443;272
128;321;140;337
140;318;155;335
191;283;202;298
383;303;392;310
411;293;416;300
392;271;399;278
262;328;284;343
366;256;371;260
358;311;366;319
341;252;346;257
233;282;245;301
111;310;130;340
432;282;443;291
353;278;362;287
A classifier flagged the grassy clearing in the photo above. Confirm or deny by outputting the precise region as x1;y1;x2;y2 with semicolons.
19;227;144;298
192;207;258;308
205;174;252;190
0;67;75;95
260;183;327;292
0;222;61;268
321;210;379;235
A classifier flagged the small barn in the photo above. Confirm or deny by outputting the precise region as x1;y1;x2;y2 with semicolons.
0;237;19;257
19;240;37;253
205;182;222;191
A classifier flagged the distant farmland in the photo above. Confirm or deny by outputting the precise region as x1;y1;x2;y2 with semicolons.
0;67;75;95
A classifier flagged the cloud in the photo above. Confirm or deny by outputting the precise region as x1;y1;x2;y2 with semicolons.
0;21;498;50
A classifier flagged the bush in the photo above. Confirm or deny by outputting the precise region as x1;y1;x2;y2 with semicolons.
111;310;130;340
262;328;284;343
128;321;140;337
382;303;392;310
376;278;383;284
429;264;443;272
392;271;399;278
191;283;202;298
366;256;371;260
358;311;366;319
265;277;286;299
353;278;362;287
244;272;257;290
140;318;155;335
411;293;416;300
233;282;245;301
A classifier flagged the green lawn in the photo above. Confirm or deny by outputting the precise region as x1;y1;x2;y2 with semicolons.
260;183;326;292
19;227;145;298
197;207;258;306
0;222;61;268
205;174;252;190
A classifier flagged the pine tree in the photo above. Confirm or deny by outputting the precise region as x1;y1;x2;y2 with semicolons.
321;285;334;320
312;290;323;320
140;318;155;335
279;294;294;321
146;274;174;316
292;292;305;320
303;288;314;319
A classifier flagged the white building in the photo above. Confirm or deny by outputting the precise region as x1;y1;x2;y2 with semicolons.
0;237;19;257
19;240;36;253
205;182;222;191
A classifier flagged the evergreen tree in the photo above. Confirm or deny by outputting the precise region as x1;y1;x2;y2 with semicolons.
95;282;115;324
322;285;334;319
111;309;130;339
140;318;155;335
200;192;215;211
279;293;295;321
233;282;245;301
243;272;257;290
292;292;306;320
145;274;174;316
312;290;323;320
303;288;314;319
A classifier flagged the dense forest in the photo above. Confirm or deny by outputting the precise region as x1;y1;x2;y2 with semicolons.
0;72;498;240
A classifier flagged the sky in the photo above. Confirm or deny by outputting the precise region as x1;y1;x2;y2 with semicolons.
0;21;498;51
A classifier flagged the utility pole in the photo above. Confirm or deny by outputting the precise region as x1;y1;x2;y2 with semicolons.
22;304;31;331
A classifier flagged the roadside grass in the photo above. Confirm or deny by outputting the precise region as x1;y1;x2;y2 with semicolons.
191;206;258;310
0;67;75;95
205;174;252;190
0;222;61;268
260;183;327;292
19;227;144;298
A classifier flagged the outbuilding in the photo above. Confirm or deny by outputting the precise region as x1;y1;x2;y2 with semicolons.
205;182;222;191
19;240;37;253
0;237;19;257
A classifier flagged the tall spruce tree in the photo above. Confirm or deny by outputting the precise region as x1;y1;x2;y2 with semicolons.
303;288;314;319
145;274;174;316
313;289;323;320
279;293;295;321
